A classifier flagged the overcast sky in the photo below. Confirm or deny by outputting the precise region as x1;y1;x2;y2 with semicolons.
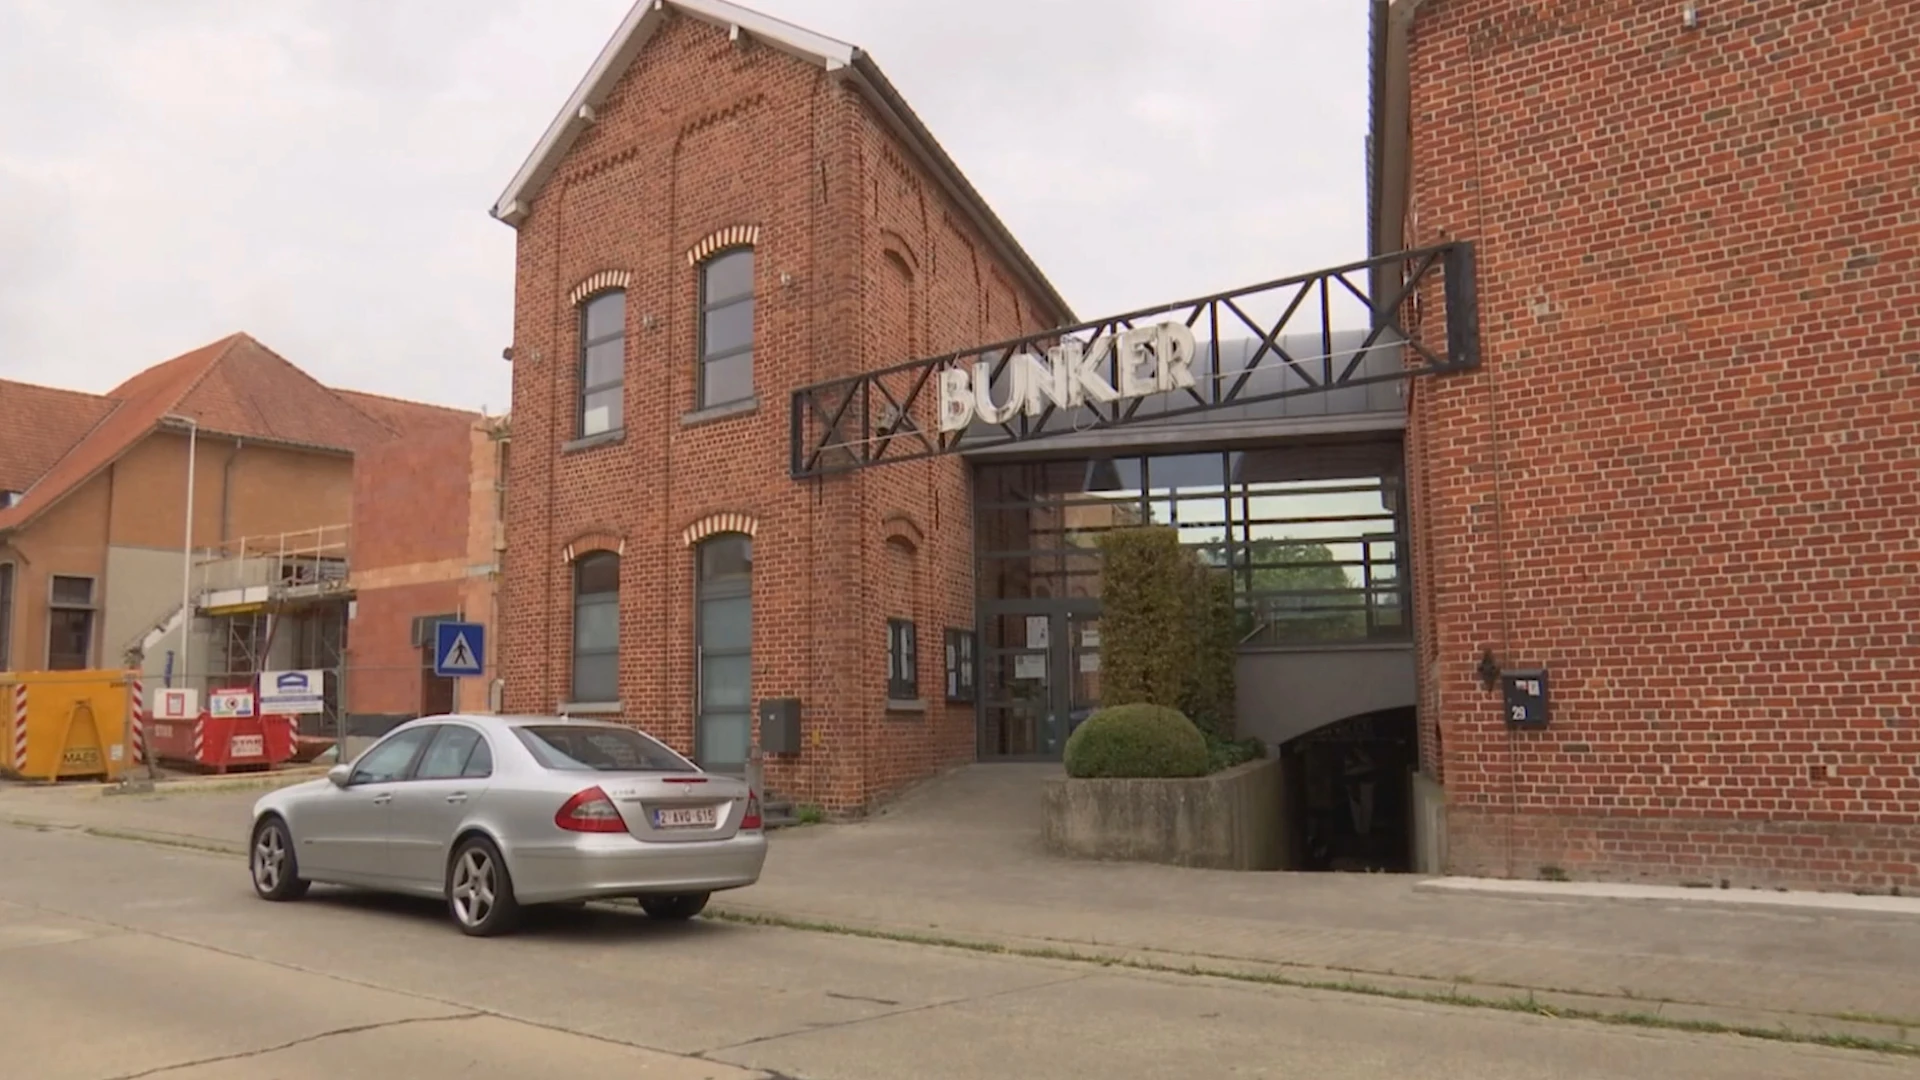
0;0;1368;414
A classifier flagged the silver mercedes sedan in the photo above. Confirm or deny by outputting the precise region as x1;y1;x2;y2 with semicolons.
246;713;768;936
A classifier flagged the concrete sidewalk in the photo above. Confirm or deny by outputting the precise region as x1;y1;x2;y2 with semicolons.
5;766;1919;1046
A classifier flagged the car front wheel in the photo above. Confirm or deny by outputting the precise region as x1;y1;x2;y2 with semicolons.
250;816;310;901
447;836;522;937
639;892;710;921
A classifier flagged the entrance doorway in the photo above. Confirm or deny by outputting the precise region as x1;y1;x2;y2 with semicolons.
1280;706;1416;872
979;600;1102;760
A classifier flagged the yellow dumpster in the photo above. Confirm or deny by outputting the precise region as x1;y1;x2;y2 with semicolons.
1;670;134;783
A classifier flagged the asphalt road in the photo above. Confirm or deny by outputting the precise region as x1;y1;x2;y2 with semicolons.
0;823;1908;1080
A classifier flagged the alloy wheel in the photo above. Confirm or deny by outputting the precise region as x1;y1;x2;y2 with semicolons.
450;848;496;928
252;826;286;893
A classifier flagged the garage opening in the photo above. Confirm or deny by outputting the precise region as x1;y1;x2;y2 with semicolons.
1280;706;1417;872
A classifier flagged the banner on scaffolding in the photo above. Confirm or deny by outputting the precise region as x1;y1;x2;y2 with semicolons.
260;669;326;715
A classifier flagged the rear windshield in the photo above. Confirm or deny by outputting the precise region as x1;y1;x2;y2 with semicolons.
514;725;697;773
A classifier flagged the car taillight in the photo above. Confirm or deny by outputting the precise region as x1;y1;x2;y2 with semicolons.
555;786;627;833
742;791;763;831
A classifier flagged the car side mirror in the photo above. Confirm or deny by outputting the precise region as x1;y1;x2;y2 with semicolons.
327;763;353;788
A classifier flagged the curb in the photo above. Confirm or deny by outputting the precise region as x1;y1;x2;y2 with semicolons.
1415;876;1920;920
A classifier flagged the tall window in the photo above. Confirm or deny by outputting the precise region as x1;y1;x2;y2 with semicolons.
0;562;13;670
695;534;752;769
697;249;754;409
578;290;626;438
47;574;95;671
571;553;620;703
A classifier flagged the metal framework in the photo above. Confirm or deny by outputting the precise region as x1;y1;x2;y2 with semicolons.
789;242;1479;478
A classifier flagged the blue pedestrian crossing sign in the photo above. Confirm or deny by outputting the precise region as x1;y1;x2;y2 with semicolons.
434;621;486;678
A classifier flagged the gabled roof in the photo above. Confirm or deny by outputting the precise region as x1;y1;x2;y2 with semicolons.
0;380;117;495
0;333;424;534
490;0;1074;325
334;389;480;437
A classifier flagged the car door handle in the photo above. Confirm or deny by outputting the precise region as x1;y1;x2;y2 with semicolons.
445;793;468;804
372;793;393;805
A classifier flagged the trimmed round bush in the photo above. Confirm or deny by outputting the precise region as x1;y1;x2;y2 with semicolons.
1062;704;1209;779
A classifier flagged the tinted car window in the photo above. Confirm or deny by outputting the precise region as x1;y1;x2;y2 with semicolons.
416;726;484;781
514;725;695;773
462;737;493;779
350;727;434;785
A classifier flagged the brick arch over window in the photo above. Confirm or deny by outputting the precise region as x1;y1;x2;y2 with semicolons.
685;224;761;266
880;512;924;552
681;512;760;548
562;530;626;562
569;269;633;307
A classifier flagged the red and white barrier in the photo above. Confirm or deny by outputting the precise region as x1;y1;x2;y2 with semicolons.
9;685;25;772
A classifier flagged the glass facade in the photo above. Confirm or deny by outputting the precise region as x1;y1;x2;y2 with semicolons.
974;441;1407;758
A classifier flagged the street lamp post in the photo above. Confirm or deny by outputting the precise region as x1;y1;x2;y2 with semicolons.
162;415;198;695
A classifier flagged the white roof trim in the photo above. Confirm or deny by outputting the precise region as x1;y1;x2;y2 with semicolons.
491;0;854;226
488;0;1075;323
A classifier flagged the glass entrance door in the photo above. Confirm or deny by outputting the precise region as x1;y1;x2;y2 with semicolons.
979;602;1101;761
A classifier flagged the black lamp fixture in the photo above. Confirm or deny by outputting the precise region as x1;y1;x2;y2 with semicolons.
1476;648;1500;692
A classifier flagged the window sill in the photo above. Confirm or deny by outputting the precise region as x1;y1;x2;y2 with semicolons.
558;700;622;715
885;698;927;715
563;429;625;454
681;396;758;428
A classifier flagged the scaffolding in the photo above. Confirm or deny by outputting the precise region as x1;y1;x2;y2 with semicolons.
194;525;353;735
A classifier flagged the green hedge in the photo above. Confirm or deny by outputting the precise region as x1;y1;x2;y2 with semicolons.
1097;525;1239;746
1063;703;1209;779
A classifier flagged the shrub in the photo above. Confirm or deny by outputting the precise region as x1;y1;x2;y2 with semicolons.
1205;734;1266;774
1097;528;1192;710
1063;703;1209;779
1181;565;1238;743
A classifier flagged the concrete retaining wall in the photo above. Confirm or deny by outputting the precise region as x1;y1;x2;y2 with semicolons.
1041;758;1284;871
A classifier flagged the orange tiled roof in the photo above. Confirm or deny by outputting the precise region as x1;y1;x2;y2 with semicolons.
0;333;467;533
0;380;117;495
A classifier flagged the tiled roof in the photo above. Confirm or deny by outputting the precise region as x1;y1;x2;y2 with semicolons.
335;389;480;437
0;380;117;495
0;332;469;534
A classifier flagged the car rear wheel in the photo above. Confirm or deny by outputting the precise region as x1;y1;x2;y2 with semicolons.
447;836;522;937
639;892;711;921
250;816;310;901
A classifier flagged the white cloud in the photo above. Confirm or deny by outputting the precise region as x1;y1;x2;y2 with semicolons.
0;0;1368;414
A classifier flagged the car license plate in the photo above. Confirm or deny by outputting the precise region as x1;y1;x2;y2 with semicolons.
654;806;717;829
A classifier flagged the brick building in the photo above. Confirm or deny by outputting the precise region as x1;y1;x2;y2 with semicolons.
1379;0;1919;889
493;0;1070;810
343;410;509;743
0;332;496;753
497;0;1915;889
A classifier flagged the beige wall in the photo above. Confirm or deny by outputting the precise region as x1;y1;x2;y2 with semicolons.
1;429;357;675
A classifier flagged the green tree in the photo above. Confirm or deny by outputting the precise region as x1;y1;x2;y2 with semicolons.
1237;538;1367;640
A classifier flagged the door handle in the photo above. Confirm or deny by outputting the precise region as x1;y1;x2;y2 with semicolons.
445;793;468;804
372;793;393;805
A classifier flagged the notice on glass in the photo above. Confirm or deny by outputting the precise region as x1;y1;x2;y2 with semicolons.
1081;626;1101;649
1079;652;1101;674
1014;654;1047;680
1025;616;1049;649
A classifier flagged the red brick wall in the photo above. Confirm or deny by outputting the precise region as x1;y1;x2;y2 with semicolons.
1405;0;1920;889
345;580;459;717
352;423;471;571
501;12;1065;811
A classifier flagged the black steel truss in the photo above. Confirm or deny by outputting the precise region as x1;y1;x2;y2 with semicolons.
789;241;1479;479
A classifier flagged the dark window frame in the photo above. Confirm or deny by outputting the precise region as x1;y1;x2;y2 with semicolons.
0;561;14;671
696;248;755;410
578;289;627;438
694;533;753;769
46;573;96;671
571;553;621;704
887;618;919;701
944;627;976;703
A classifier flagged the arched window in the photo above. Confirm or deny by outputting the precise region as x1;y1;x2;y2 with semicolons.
571;552;620;703
579;290;626;438
694;533;752;768
697;249;754;409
